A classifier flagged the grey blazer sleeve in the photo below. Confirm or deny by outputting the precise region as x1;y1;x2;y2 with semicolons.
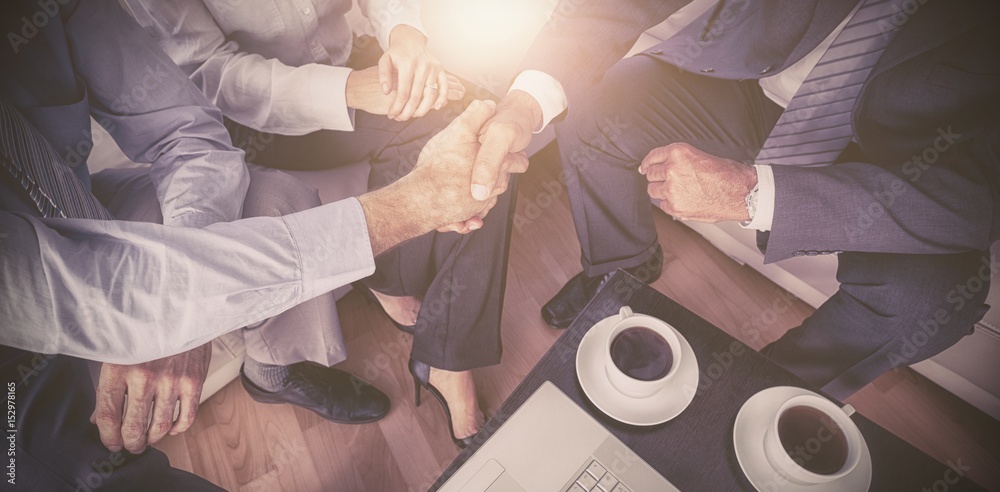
515;0;691;97
764;128;999;263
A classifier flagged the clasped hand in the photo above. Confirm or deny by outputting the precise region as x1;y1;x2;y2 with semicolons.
406;100;528;232
639;143;757;223
346;25;466;121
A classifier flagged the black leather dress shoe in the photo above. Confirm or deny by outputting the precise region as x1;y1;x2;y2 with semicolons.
240;363;390;424
541;245;664;329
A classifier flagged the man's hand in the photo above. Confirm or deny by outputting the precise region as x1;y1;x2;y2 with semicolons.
358;100;529;255
411;100;528;224
639;143;757;223
471;90;542;200
90;343;211;453
379;25;465;121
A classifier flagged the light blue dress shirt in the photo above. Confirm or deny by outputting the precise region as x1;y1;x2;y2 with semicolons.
0;0;376;364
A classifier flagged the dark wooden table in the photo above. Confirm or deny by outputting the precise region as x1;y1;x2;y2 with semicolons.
429;271;984;491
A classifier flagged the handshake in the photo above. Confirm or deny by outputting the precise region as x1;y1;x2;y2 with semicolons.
357;99;532;256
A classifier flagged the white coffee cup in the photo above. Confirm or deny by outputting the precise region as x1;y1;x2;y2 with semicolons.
763;394;864;485
603;306;682;399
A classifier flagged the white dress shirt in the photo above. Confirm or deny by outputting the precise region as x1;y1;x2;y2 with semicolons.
510;2;862;231
123;0;426;135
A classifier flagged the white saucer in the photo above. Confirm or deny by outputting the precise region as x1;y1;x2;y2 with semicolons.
575;313;699;426
733;386;872;492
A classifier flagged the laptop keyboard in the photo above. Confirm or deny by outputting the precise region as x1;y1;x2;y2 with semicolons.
564;458;630;492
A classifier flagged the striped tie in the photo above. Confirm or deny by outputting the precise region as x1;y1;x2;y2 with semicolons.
756;0;903;167
0;97;112;220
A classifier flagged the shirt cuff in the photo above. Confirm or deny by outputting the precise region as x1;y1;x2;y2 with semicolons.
743;164;776;231
282;198;376;301
508;70;568;133
308;64;356;132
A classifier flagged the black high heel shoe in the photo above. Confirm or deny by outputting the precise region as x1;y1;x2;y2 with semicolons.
352;281;415;334
408;358;479;449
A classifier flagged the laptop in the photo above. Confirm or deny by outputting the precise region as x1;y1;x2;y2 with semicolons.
437;382;679;492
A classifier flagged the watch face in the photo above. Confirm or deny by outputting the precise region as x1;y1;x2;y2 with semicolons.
746;185;759;219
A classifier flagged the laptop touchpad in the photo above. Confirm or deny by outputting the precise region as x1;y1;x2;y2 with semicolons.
461;459;528;492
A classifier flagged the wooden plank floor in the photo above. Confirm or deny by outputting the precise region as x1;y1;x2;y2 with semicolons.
156;143;1000;491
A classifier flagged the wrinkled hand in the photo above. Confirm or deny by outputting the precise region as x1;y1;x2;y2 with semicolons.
347;66;464;117
90;343;211;453
639;143;757;223
412;99;528;226
471;90;541;201
379;25;465;121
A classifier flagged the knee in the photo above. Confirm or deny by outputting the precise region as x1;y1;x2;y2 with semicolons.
555;58;664;168
242;169;322;217
91;169;164;224
866;251;992;354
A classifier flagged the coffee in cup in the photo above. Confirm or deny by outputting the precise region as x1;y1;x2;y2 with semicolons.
763;394;864;485
603;307;683;399
777;405;849;475
610;327;674;382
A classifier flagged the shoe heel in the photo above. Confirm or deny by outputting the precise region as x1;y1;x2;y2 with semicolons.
413;377;422;407
352;281;374;305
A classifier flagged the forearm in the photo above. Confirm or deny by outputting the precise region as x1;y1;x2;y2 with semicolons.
357;176;437;257
0;199;375;364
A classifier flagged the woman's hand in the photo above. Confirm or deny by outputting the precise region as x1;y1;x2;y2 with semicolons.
377;24;465;121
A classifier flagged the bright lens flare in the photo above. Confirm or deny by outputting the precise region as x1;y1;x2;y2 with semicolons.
427;0;555;79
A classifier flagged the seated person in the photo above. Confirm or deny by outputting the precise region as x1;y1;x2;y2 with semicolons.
476;0;997;398
0;0;517;487
125;0;515;445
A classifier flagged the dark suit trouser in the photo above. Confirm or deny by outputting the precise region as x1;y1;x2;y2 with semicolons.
0;346;221;491
226;103;515;372
556;55;991;399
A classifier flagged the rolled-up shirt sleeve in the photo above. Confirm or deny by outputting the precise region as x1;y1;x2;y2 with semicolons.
69;0;250;227
124;0;356;135
0;198;374;365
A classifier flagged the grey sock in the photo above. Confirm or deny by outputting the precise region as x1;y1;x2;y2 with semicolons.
243;357;290;392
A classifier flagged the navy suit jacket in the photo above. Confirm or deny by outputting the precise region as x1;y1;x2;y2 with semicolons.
519;0;999;262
